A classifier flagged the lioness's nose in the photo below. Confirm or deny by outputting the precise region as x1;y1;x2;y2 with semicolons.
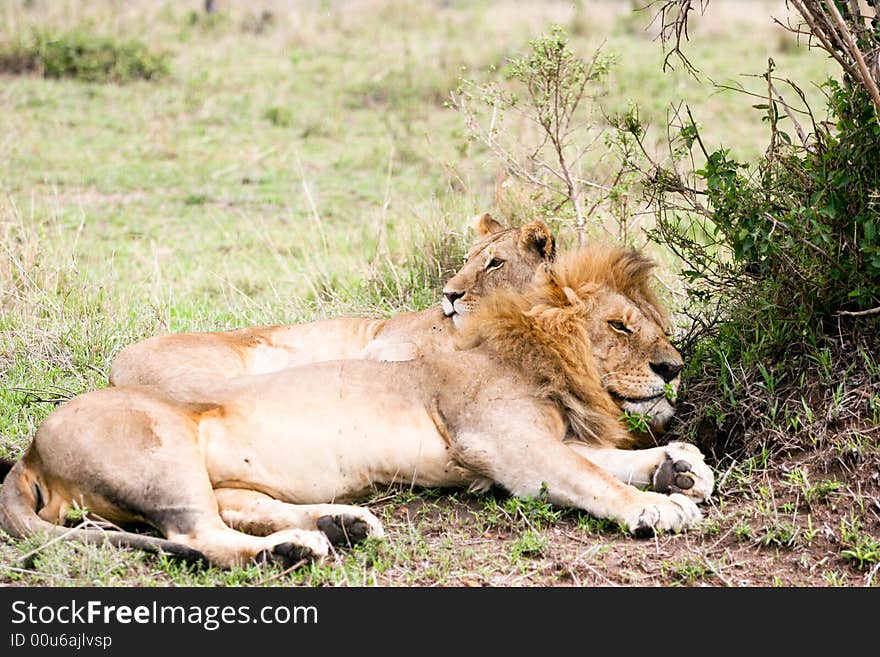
443;290;464;305
650;360;684;382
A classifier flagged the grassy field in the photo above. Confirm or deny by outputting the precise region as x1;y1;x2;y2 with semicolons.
1;0;876;587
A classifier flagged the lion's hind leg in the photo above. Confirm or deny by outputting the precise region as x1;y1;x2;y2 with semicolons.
23;388;331;569
87;463;335;568
167;519;331;569
215;489;384;546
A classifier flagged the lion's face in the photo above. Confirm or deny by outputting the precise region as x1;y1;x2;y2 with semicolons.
587;289;683;432
442;214;555;329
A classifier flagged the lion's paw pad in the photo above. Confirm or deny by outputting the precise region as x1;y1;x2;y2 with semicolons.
257;542;314;568
652;443;715;503
317;514;371;546
653;457;696;493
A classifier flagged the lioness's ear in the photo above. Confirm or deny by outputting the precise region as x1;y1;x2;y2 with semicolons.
519;221;555;261
471;212;505;237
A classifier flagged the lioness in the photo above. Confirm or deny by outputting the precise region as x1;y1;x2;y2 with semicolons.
0;244;713;568
108;213;555;399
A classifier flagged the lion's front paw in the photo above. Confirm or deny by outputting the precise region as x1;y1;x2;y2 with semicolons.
652;442;715;503
628;492;702;538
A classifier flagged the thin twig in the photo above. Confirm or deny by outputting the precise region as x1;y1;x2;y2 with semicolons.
710;81;814;116
86;363;108;379
15;520;94;565
685;105;709;161
837;306;880;317
654;0;704;75
257;559;308;585
767;77;809;147
866;561;880;587
8;386;75;404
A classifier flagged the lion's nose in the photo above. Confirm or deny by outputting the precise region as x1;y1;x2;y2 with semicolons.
650;360;684;382
443;290;464;305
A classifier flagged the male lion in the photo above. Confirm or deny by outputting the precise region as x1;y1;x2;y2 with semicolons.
0;244;714;568
108;213;555;399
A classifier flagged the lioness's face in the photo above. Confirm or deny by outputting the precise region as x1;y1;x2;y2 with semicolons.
442;214;554;329
587;289;683;431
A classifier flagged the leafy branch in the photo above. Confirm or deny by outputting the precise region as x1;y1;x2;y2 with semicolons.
449;26;628;245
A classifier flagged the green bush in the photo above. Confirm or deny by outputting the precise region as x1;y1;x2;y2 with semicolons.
635;80;880;457
647;81;880;357
0;28;169;83
691;82;880;322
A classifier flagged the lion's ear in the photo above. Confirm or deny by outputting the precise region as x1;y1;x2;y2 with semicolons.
534;262;566;303
471;212;505;237
562;286;580;305
519;221;555;261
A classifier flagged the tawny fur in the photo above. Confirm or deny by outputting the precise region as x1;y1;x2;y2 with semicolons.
461;245;670;448
0;244;711;569
109;214;556;398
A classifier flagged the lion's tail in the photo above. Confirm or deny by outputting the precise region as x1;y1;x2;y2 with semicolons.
0;459;206;565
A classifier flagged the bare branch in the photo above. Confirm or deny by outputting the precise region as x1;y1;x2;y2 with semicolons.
837;306;880;317
825;0;880;116
846;0;868;42
767;76;810;147
647;0;709;74
788;0;858;79
685;105;710;161
711;80;815;116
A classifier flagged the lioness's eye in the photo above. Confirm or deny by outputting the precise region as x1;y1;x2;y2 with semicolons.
608;320;631;334
462;256;469;264
486;258;504;271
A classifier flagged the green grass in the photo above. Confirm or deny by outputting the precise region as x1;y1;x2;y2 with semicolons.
840;516;880;571
660;556;715;585
1;0;871;587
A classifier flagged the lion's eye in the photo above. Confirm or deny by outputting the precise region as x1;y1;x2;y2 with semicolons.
608;320;631;334
486;258;504;271
462;256;469;264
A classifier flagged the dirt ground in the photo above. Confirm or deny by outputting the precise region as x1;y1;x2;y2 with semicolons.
350;444;880;587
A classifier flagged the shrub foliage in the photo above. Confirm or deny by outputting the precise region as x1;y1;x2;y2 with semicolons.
0;28;169;83
627;58;880;455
